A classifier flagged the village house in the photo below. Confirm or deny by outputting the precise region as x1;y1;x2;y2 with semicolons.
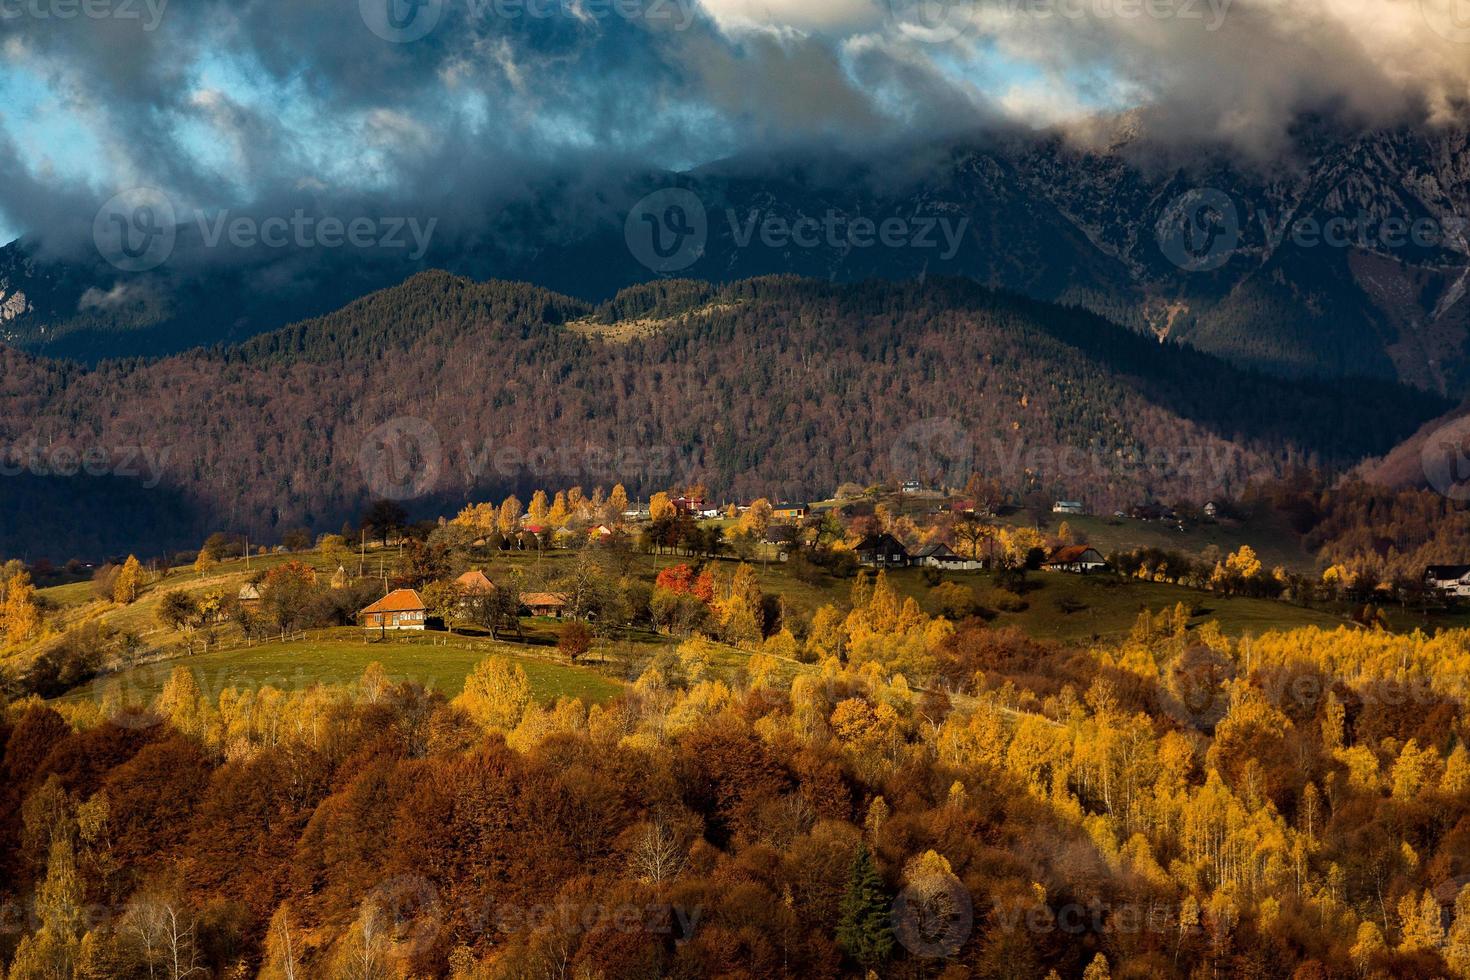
1424;564;1470;597
1044;545;1110;574
914;542;987;571
1203;501;1219;519
358;588;428;631
671;496;706;516
237;583;262;609
520;592;569;618
456;569;496;594
772;503;808;520
1052;500;1085;515
764;524;797;559
855;533;911;568
454;569;496;616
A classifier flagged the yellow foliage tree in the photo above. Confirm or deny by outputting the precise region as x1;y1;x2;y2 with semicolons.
527;490;549;525
497;496;523;536
548;492;570;529
113;555;144;605
1;570;41;646
455;656;532;731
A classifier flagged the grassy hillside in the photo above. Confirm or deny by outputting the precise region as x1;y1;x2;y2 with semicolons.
54;629;625;710
20;540;1357;689
999;512;1317;574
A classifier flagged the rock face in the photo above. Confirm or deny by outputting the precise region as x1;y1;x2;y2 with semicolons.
2;121;1467;389
0;287;29;324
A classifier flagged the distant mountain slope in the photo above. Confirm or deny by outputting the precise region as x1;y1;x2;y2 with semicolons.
0;274;1447;560
1356;399;1470;492
2;123;1466;390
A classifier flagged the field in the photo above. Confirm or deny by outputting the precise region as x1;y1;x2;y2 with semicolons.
54;628;626;709
28;539;1358;661
812;492;1317;573
18;530;1374;719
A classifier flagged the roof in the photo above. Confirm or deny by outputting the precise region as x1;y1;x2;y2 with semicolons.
359;589;426;615
915;543;958;558
764;523;797;543
238;583;261;600
519;591;568;607
1047;545;1105;565
455;569;496;593
855;533;909;554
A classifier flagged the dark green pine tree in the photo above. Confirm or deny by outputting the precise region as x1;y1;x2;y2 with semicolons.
836;844;894;967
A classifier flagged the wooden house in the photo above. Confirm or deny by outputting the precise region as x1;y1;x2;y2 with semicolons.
358;589;428;631
1044;545;1109;574
855;533;911;568
520;592;569;618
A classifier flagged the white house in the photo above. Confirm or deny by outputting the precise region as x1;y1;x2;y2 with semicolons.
1425;565;1470;597
1045;545;1110;574
914;543;987;571
1052;500;1085;515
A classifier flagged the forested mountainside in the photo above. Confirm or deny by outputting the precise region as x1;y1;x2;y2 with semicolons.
0;274;1448;560
3;123;1467;390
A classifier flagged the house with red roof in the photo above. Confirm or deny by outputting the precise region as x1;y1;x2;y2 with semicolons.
358;588;428;631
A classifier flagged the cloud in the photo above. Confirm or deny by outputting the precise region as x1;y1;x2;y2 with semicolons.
0;0;1465;250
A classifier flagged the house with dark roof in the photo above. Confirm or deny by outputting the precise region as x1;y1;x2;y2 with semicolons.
1425;564;1470;596
1044;545;1110;574
358;589;427;631
855;533;911;568
914;542;987;571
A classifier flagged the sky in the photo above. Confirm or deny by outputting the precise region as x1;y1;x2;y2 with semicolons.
1;0;1468;247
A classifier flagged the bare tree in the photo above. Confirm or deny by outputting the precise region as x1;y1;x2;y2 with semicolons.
162;903;206;980
333;900;392;980
629;815;688;885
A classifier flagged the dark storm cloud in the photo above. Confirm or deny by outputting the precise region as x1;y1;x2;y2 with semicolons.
0;0;1466;249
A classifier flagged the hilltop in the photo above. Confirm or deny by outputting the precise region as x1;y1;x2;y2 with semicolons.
0;273;1446;560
